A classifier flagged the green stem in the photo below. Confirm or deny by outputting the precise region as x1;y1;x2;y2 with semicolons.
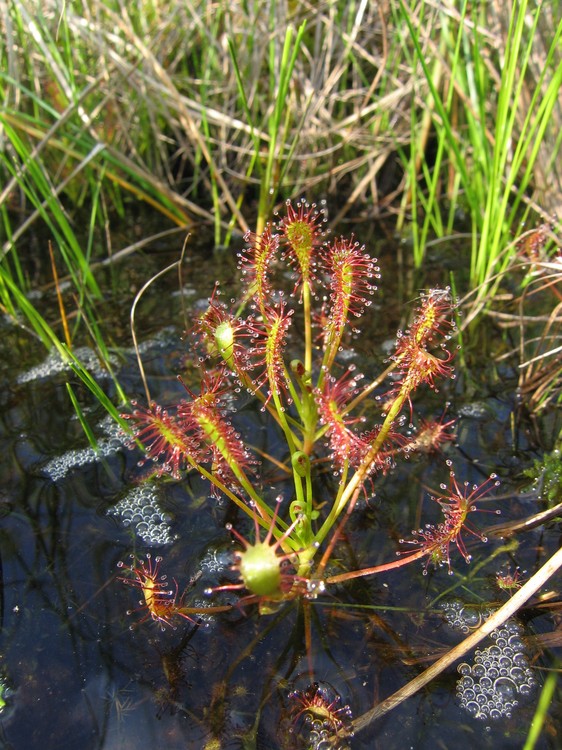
523;671;558;750
229;362;303;451
271;385;297;454
304;467;313;521
303;280;312;374
290;359;317;455
315;389;408;548
190;458;268;522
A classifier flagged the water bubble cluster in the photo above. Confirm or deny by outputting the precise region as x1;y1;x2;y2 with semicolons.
43;445;100;481
440;600;537;720
17;346;119;384
129;326;179;355
457;401;491;420
305;726;350;750
108;483;176;546
440;599;493;634
200;546;233;574
42;416;128;481
288;680;354;750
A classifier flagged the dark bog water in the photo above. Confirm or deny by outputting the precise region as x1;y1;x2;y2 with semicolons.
0;234;561;750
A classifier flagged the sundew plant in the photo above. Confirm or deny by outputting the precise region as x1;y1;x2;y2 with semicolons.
119;200;500;624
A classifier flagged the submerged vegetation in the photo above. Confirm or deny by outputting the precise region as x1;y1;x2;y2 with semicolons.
1;1;562;748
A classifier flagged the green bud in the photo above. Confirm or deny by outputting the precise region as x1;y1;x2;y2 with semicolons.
291;451;310;477
290;359;312;388
290;359;305;377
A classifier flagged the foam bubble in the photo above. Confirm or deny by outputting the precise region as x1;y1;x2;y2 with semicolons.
108;482;176;546
441;600;537;721
17;346;119;384
42;415;129;481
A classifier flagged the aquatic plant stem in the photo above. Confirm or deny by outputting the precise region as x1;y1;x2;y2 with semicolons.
314;389;408;550
303;280;313;374
352;544;562;733
190;458;276;532
291;360;317;456
523;671;559;750
230;364;303;450
326;546;426;585
299;387;410;573
342;361;398;415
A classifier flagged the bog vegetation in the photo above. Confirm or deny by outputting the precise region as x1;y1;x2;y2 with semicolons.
1;1;562;748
